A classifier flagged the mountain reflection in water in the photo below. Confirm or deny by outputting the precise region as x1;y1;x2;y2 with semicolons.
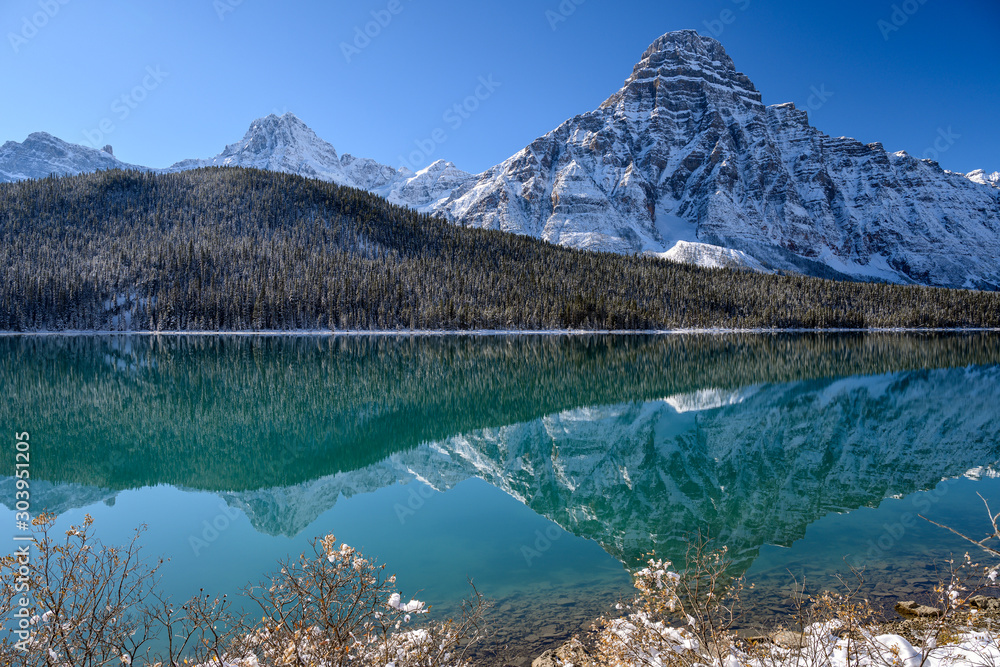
3;332;1000;578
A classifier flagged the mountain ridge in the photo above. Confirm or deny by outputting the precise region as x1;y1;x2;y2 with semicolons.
1;30;998;288
161;112;477;213
0;132;145;182
436;30;1000;288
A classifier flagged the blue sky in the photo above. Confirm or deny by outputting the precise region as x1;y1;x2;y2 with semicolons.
2;0;997;175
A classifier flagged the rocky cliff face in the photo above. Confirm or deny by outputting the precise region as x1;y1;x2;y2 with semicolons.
0;132;143;182
439;30;1000;288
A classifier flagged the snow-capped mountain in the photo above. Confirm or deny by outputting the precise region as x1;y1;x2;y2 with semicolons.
165;112;476;213
0;132;144;182
968;169;1000;190
437;30;1000;288
0;113;475;214
166;112;347;181
2;31;998;287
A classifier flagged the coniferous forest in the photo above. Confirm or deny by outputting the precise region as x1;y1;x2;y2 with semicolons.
2;167;1000;332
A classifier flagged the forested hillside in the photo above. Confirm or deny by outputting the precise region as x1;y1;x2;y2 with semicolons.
2;167;999;331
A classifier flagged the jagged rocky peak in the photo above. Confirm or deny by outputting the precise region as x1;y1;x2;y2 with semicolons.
21;132;86;155
0;131;140;182
413;159;466;179
237;112;329;156
165;111;348;183
601;29;762;114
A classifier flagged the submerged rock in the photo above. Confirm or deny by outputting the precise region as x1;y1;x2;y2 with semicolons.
771;630;808;649
968;595;1000;611
895;600;940;618
532;637;593;667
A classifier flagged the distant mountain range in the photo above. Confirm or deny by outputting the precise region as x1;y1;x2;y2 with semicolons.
2;30;999;288
0;115;474;214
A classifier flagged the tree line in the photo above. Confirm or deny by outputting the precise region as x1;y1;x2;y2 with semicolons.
2;167;1000;331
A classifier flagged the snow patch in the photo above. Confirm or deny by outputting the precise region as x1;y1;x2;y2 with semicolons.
652;241;770;273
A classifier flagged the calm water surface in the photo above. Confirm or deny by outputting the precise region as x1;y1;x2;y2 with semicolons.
3;333;1000;662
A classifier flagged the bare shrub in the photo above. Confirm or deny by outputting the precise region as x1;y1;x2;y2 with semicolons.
232;534;491;666
0;514;490;667
593;538;747;667
0;513;166;666
588;530;1000;667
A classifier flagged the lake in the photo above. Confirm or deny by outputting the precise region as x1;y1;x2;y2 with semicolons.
3;333;1000;664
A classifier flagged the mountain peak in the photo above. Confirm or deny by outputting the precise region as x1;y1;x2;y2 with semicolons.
967;169;1000;189
253;111;306;128
25;131;59;142
162;112;475;213
639;29;723;61
242;112;321;148
162;111;347;182
0;130;139;182
602;29;762;112
442;31;1000;289
214;112;336;167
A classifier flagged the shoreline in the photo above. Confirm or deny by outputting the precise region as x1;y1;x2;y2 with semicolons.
2;326;1000;337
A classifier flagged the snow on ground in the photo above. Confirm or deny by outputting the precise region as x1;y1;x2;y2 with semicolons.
650;240;771;272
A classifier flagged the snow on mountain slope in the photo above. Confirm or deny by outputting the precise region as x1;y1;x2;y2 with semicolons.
435;30;1000;289
0;113;476;215
397;365;1000;569
382;159;477;211
968;169;1000;189
655;240;770;271
0;477;117;514
0;132;144;182
166;112;348;182
166;113;476;213
663;385;760;412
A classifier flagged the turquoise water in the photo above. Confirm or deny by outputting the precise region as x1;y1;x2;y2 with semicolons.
3;333;1000;659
